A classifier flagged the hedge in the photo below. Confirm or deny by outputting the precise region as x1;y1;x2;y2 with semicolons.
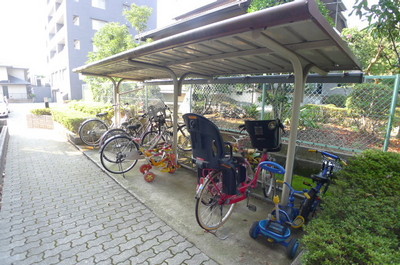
30;108;52;116
301;150;400;265
50;106;88;134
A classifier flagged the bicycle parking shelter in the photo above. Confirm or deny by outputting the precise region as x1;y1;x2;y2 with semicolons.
74;0;362;203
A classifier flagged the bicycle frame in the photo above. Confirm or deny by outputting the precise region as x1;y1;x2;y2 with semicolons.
300;150;345;221
195;152;273;205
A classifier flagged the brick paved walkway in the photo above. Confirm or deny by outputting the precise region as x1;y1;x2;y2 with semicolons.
0;114;217;264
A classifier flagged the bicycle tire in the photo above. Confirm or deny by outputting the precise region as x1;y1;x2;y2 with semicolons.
78;119;108;147
195;170;235;231
177;124;192;151
141;131;165;149
99;128;129;149
249;221;260;239
287;239;300;259
300;188;317;221
100;135;140;174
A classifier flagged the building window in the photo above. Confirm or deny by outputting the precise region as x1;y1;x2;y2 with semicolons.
74;40;80;50
73;15;80;26
91;19;107;31
92;0;105;9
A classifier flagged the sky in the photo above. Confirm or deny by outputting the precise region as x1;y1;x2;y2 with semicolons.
0;0;376;76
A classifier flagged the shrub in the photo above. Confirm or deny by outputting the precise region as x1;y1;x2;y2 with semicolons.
346;83;393;133
31;108;52;116
243;104;259;119
68;101;113;116
301;150;400;265
299;104;324;129
323;94;347;108
51;107;87;134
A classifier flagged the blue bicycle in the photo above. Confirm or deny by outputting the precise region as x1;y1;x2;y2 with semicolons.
300;150;346;222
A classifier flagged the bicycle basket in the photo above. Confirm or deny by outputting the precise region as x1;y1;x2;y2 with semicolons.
244;119;282;151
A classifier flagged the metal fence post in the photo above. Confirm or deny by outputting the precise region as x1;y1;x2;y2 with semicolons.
189;85;193;113
383;74;400;151
261;83;266;119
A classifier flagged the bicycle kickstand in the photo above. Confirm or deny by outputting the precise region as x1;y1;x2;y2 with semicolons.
246;190;257;212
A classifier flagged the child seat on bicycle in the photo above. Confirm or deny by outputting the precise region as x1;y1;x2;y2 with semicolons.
183;113;245;195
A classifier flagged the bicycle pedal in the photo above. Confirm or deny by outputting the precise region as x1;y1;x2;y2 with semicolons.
247;204;257;212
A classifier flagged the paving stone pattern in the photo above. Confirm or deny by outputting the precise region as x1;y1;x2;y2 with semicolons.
0;128;217;265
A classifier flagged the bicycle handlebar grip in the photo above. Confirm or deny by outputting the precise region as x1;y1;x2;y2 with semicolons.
309;149;341;160
259;161;285;175
321;151;340;160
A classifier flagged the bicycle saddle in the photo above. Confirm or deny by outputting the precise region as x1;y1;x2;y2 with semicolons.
127;124;141;131
310;173;330;183
96;112;108;117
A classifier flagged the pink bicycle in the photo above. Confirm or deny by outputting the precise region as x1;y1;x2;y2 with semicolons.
183;113;284;231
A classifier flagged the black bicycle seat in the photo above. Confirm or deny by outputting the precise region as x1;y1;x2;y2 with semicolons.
311;173;330;183
128;124;141;130
96;112;108;117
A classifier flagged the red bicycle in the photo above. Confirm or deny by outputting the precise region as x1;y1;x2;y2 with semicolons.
183;113;284;231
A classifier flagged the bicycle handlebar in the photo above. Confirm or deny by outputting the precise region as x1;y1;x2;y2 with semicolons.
276;179;308;196
309;149;341;161
259;161;285;175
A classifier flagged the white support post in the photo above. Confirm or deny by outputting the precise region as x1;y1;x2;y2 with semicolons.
253;33;322;204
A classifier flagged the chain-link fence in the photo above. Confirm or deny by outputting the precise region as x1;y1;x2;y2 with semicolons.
178;81;399;154
91;77;400;155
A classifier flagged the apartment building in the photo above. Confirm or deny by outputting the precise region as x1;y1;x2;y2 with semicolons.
45;0;157;101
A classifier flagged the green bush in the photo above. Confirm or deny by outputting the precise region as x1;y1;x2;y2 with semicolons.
299;104;325;129
301;150;400;265
68;101;112;116
323;94;347;108
243;104;259;119
31;108;52;116
51;107;88;134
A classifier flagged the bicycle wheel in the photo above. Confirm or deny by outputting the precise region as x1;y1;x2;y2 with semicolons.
141;131;165;149
261;169;275;198
177;124;192;151
100;135;140;174
195;170;235;231
300;189;317;221
79;119;108;147
98;128;129;149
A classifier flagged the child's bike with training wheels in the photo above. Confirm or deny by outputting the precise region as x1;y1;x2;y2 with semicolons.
299;149;346;222
249;161;305;259
139;143;180;183
183;113;284;231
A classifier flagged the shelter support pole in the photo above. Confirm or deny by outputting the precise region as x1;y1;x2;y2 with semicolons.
127;60;180;154
256;33;324;204
280;64;311;204
107;77;124;127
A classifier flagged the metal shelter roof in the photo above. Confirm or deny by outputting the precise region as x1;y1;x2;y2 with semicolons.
74;0;361;79
74;0;362;203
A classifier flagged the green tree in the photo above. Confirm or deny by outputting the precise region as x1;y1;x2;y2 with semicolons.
88;22;135;62
85;5;153;102
123;4;152;35
342;27;397;75
351;0;400;74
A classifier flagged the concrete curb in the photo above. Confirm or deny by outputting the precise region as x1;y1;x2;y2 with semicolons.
0;123;9;175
